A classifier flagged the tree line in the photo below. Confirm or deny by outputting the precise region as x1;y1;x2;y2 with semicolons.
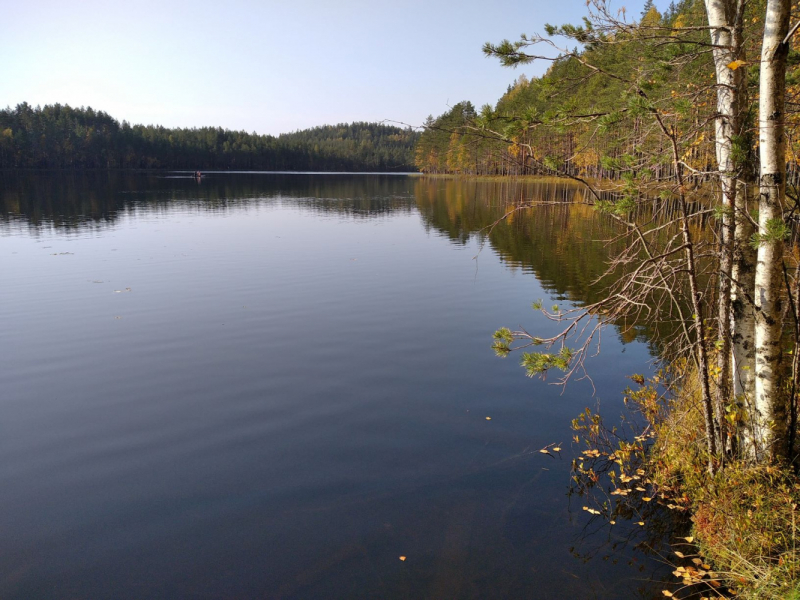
0;103;419;171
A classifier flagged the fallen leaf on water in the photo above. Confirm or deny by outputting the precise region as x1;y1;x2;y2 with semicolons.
485;417;492;420
662;591;674;598
674;551;685;558
399;556;406;561
552;446;561;452
637;521;645;526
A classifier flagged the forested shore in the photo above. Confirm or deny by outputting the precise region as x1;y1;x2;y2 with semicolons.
415;1;800;182
418;0;800;597
0;103;418;172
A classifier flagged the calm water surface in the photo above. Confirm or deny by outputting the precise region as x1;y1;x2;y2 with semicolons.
1;173;666;599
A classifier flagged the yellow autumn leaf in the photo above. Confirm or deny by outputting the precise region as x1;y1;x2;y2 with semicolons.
662;591;674;598
675;551;685;558
552;446;561;452
485;416;491;420
399;556;406;561
682;536;694;543
727;59;747;70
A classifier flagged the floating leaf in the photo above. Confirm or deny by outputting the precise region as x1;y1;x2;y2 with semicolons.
662;591;674;598
552;446;561;452
399;556;406;561
675;551;685;558
485;417;492;420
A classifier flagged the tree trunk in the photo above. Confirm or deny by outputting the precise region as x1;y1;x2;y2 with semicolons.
705;0;746;450
732;177;756;412
753;0;791;461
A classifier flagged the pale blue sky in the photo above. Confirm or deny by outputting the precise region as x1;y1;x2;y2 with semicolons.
3;0;655;135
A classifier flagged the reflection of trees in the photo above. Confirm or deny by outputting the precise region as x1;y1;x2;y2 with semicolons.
414;177;693;353
415;178;622;300
0;172;417;230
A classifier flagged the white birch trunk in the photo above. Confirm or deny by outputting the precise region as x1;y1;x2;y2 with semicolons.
732;179;756;403
705;0;748;449
754;0;791;461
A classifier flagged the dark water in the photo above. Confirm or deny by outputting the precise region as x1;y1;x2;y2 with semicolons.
1;172;666;599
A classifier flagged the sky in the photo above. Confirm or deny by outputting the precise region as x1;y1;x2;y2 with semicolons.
3;0;657;136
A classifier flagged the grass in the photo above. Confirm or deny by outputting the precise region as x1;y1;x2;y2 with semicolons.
647;374;800;599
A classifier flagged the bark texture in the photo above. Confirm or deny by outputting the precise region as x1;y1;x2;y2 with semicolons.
705;0;747;450
754;0;791;461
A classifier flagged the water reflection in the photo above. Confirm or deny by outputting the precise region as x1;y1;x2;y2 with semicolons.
0;171;417;231
0;172;674;599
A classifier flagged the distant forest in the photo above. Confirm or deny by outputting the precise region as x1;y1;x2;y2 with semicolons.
0;103;419;171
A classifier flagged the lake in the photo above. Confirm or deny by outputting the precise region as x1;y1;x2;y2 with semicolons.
1;172;667;599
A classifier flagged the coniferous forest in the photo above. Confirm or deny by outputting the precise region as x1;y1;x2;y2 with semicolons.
0;103;418;171
414;0;800;181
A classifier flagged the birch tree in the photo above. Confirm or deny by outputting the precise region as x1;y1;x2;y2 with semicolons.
702;0;751;452
753;0;792;461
